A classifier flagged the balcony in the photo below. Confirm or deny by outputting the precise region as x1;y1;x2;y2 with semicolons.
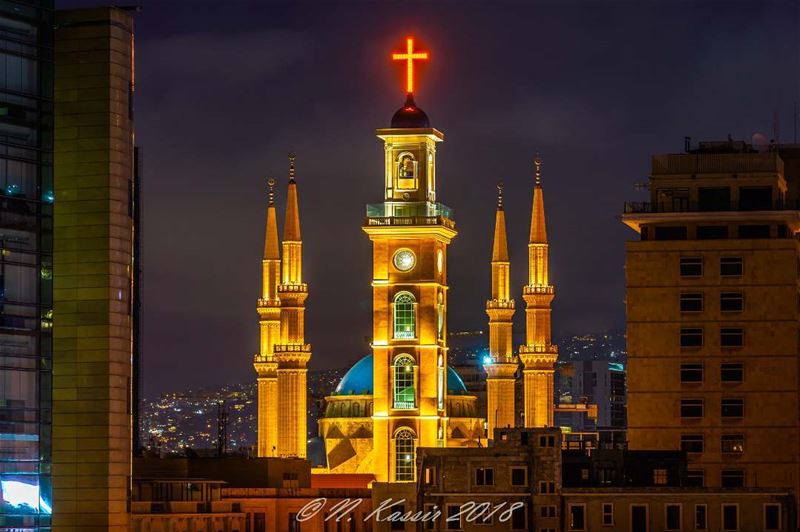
623;200;800;214
365;201;455;229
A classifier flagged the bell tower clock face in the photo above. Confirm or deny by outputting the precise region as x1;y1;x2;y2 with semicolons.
393;249;416;272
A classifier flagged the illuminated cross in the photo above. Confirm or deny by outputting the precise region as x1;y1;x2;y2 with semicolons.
392;37;429;94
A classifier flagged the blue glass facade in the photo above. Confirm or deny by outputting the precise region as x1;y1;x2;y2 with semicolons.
0;1;53;530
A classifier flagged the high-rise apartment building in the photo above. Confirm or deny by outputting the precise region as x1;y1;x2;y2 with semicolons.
623;139;800;499
0;1;55;530
52;7;137;531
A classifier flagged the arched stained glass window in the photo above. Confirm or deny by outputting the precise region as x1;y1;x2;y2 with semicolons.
395;428;416;481
393;292;416;339
393;354;415;409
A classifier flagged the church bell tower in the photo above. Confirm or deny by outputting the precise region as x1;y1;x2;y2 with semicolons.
365;38;456;482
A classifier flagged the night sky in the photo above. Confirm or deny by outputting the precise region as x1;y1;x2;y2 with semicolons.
59;0;800;397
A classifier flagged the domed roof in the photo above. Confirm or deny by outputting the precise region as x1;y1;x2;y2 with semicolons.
391;94;430;128
334;354;469;395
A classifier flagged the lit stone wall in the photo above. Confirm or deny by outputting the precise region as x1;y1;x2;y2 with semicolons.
52;7;135;531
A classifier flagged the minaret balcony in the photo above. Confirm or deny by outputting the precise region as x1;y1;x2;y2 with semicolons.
486;299;515;309
523;285;554;295
278;283;308;293
257;298;281;308
274;343;311;352
519;344;558;355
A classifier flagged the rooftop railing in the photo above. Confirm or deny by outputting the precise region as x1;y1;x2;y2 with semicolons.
623;200;800;214
651;152;782;175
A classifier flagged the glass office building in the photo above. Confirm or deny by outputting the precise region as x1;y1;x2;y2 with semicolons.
0;1;54;530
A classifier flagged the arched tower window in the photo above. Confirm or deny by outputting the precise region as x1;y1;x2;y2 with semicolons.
396;152;417;183
437;291;444;340
393;292;416;339
393;354;415;409
394;428;416;481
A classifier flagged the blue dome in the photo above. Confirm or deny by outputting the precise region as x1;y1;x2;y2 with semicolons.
334;354;469;395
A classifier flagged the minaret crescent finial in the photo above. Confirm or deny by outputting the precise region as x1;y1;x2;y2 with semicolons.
267;178;276;206
288;153;296;182
497;181;504;210
534;154;542;185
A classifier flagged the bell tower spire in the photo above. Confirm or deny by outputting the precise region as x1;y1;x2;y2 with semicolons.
275;154;311;458
254;177;281;457
520;155;557;428
483;182;517;439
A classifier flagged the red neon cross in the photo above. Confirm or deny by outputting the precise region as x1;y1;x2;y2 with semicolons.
392;37;429;94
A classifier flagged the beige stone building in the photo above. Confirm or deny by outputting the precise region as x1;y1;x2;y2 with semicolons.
52;7;137;531
622;140;800;500
371;427;794;531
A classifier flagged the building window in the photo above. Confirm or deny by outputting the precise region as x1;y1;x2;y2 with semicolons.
665;504;682;531
394;428;416;481
738;224;770;239
511;503;527;530
680;399;703;418
697;225;728;239
630;505;648;532
680;328;703;348
540;505;556;518
474;467;494;486
445;504;461;530
680;257;703;277
680;292;703;312
423;465;437;485
722;503;739;530
393;292;416;338
720;257;743;277
764;503;781;531
687;470;705;488
397;152;417;182
680;363;703;383
568;504;586;531
655;226;688;240
720;363;743;383
288;513;298;532
602;503;613;526
721;434;744;454
539;481;555;494
510;466;527;486
680;434;704;453
721;398;744;419
720;292;743;312
720;328;743;348
721;470;745;488
653;468;668;485
393;355;415;409
695;504;708;530
539;435;555;447
698;186;730;210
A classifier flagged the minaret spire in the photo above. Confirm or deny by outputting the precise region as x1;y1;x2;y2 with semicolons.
520;155;557;428
484;181;517;440
492;182;509;264
530;155;548;246
283;154;301;244
264;178;280;261
254;176;282;457
275;153;311;458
